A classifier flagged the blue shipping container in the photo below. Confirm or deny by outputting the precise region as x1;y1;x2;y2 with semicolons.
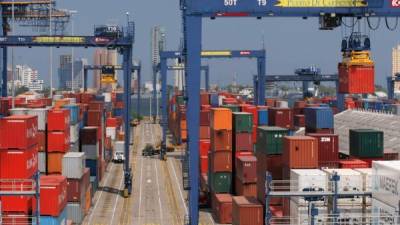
113;108;123;117
90;176;98;195
63;104;79;125
304;107;334;129
85;159;98;177
210;93;219;107
258;109;268;126
374;101;384;111
116;93;123;102
41;207;67;225
95;95;105;102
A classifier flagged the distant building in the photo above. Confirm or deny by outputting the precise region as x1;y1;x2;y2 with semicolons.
151;26;166;67
392;45;400;91
14;65;44;91
58;54;87;90
93;49;117;90
173;59;184;91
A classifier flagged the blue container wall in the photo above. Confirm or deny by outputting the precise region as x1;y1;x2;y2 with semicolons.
63;104;79;125
116;93;123;102
85;159;98;177
374;101;384;111
95;95;105;102
113;108;123;117
258;109;268;126
304;107;334;129
210;93;219;107
90;176;98;195
41;206;67;225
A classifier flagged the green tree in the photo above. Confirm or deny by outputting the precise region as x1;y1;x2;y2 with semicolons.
15;86;29;96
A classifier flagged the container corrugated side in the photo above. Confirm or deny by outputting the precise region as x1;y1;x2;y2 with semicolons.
40;207;67;225
290;200;328;225
62;152;85;179
372;161;400;208
66;203;84;224
39;151;46;173
371;198;400;225
290;169;327;205
27;108;48;131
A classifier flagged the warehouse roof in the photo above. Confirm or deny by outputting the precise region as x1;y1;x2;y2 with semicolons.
296;109;400;154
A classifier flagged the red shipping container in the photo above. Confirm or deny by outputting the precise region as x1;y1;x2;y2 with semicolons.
200;93;210;106
265;99;277;107
106;117;118;127
294;101;306;108
200;110;210;126
211;130;232;151
67;168;90;202
338;63;375;94
252;125;257;144
48;131;70;153
210;151;232;172
40;175;68;216
242;105;258;126
200;156;208;174
0;196;34;213
201;104;211;110
88;101;105;111
268;108;292;129
212;193;232;224
48;109;70;132
283;136;318;169
199;139;210;157
235;179;257;197
307;133;339;164
37;131;46;152
234;133;253;152
236;155;257;183
256;152;283;205
232;196;263;225
305;127;334;135
80;127;98;145
199;126;210;139
0;145;38;179
339;159;369;169
87;110;103;126
0;115;38;150
80;93;94;104
1;213;31;224
294;114;305;127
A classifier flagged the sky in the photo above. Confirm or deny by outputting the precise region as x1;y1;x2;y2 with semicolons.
9;0;400;88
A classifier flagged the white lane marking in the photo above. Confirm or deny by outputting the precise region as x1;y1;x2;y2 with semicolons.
168;158;188;215
110;167;124;225
87;163;115;224
137;124;145;225
154;160;164;225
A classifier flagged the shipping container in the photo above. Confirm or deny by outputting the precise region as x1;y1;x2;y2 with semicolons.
256;152;283;205
27;108;48;131
199;126;210;139
39;151;46;173
0;145;38;179
199;139;210;157
62;152;85;179
371;198;400;225
48;109;70;132
208;172;232;193
106;127;116;140
200;110;210;126
200;93;210;105
66;203;84;224
0;196;34;213
294;114;305;127
210;151;232;172
241;105;258;126
80;127;98;145
338;63;375;94
0;115;38;149
212;193;232;224
268;108;292;129
200;156;208;174
85;159;99;177
40;175;68;216
210;93;219;107
339;159;369;168
1;213;32;224
235;155;257;183
307;133;339;164
37;131;46;152
210;130;232;151
257;109;268;126
233;133;253;152
211;108;232;130
290;169;328;205
372;161;400;207
48;131;70;153
350;129;384;158
81;143;99;160
67;168;90;203
47;152;64;174
63;104;79;125
87;110;103;126
40;207;67;225
256;126;288;155
304;107;334;129
232;196;263;225
290;200;328;225
223;104;240;112
283;136;318;169
234;179;257;198
232;112;253;133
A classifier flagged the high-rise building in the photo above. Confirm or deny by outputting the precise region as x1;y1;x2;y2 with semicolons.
14;65;43;91
173;59;184;91
58;54;87;90
392;44;400;91
92;49;117;90
151;26;166;67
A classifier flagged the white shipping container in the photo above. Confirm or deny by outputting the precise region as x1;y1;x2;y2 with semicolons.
115;141;124;153
218;96;225;106
38;151;46;173
372;198;400;225
290;169;328;205
62;152;85;179
9;108;28;115
106;127;116;140
81;143;98;160
102;93;111;102
372;161;400;208
276;100;289;108
290;200;328;225
70;124;79;144
66;203;84;224
354;168;373;205
334;205;368;224
323;169;363;205
53;94;63;101
27;108;48;131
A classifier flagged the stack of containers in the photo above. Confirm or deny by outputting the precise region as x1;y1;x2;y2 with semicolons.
62;152;91;224
177;106;187;142
293;100;306;127
88;101;105;179
105;117;119;162
210;108;233;224
80;127;99;191
47;108;71;174
40;175;68;224
282;136;319;216
308;133;339;168
27;108;48;173
268;107;292;129
232;196;263;225
112;92;124;118
200;105;211;140
257;106;268;126
232;112;256;197
304;107;334;134
241;105;258;144
199;98;211;176
255;126;289;206
0;115;38;218
209;93;219;107
63;104;80;145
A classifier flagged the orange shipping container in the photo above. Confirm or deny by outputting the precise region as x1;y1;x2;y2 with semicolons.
199;126;210;139
47;152;64;174
180;120;187;130
211;108;232;130
84;184;91;214
235;179;257;198
283;136;318;169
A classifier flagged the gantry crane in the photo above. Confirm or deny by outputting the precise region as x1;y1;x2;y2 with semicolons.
179;1;400;224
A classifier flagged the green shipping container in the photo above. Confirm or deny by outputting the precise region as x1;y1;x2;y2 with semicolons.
176;95;185;106
208;172;232;193
349;129;384;158
222;105;240;112
256;126;289;155
233;112;253;133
